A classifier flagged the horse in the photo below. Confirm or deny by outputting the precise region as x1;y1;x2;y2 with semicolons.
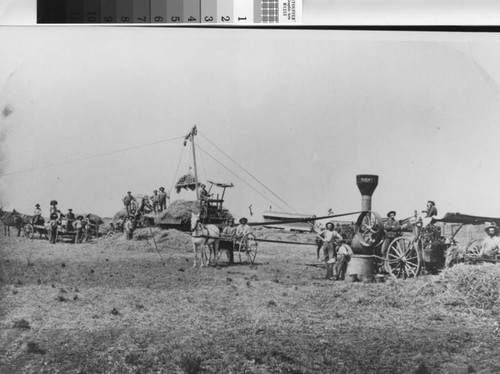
0;208;24;237
191;212;220;267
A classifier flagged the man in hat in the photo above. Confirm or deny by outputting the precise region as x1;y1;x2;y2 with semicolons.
424;201;438;218
481;224;500;257
123;191;136;216
32;204;43;225
151;190;160;214
316;222;343;264
158;187;169;212
73;215;84;243
66;209;75;231
48;213;58;244
124;216;135;240
222;218;237;264
381;211;401;258
236;217;251;238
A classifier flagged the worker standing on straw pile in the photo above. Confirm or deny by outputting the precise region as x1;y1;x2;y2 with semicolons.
123;191;136;217
158;187;168;212
151;190;160;214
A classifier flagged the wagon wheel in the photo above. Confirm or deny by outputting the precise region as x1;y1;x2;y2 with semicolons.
356;211;384;247
385;236;421;279
238;233;258;264
24;224;34;239
463;239;482;263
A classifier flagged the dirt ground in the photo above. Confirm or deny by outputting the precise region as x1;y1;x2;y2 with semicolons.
1;228;500;374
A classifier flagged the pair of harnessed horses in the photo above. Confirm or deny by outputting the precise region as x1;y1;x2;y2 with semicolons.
0;208;24;237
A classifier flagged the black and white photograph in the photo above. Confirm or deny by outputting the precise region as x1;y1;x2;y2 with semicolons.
1;10;500;374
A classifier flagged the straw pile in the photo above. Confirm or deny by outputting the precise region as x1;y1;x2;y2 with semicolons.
113;209;129;222
80;213;104;225
155;200;200;225
440;263;500;311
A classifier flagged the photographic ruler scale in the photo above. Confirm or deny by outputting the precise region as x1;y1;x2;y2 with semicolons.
38;0;302;24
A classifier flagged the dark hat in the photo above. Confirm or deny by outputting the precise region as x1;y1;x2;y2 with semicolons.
68;209;72;211
127;191;132;194
427;200;435;205
239;217;248;224
35;204;40;207
77;215;83;220
485;225;499;234
159;187;165;191
387;211;396;217
50;200;58;205
326;222;334;229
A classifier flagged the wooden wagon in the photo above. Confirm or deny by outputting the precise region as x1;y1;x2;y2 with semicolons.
207;232;258;265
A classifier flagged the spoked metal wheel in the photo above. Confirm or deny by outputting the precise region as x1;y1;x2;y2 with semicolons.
385;236;421;279
356;211;384;247
238;233;258;264
24;224;34;239
465;239;482;256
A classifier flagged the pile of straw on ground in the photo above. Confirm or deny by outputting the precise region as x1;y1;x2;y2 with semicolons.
440;263;500;311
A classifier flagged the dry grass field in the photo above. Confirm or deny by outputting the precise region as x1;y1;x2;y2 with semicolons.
1;227;500;374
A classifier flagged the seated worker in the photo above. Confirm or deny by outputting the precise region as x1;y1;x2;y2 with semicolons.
236;217;251;238
381;211;401;257
316;222;343;264
481;224;500;257
32;204;43;225
424;200;438;218
222;218;237;237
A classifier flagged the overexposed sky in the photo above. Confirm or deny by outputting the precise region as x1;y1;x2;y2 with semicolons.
1;28;500;220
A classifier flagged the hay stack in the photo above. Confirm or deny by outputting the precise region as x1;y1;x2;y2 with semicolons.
113;209;129;222
154;200;200;225
81;213;104;225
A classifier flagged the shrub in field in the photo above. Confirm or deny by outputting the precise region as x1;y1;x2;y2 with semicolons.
178;354;202;374
440;264;500;311
26;341;46;355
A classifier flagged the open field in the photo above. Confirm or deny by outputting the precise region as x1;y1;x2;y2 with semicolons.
1;228;500;374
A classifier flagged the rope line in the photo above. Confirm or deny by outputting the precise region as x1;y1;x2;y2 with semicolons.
0;135;185;177
195;144;288;212
199;132;298;213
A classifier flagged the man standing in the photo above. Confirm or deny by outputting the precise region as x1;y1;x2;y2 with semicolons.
222;218;237;264
316;222;343;264
481;224;500;257
125;216;134;240
66;209;75;231
151;190;160;214
48;213;58;244
158;187;168;212
123;191;136;217
382;211;401;257
73;215;83;244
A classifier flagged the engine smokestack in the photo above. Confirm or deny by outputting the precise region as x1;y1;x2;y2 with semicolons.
356;174;378;211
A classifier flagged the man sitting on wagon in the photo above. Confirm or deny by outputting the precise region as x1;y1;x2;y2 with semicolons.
31;204;43;225
481;224;500;257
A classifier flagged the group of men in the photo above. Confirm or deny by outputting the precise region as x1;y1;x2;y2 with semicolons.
33;201;94;244
315;200;440;280
220;217;251;264
122;188;169;217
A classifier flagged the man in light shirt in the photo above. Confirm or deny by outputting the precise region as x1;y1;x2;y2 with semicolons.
481;225;500;257
316;222;343;264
